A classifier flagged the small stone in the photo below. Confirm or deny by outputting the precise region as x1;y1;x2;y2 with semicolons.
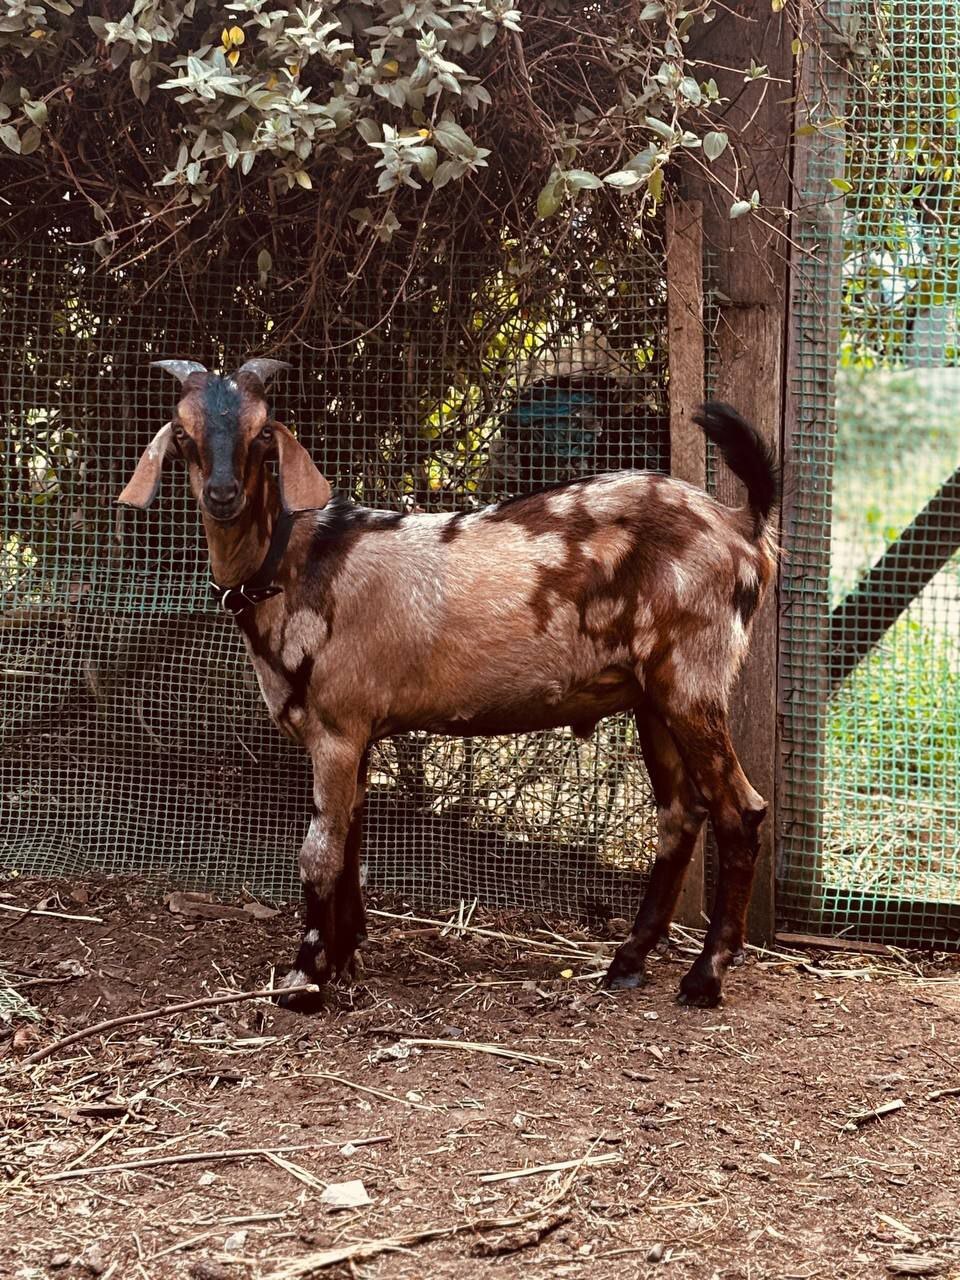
340;1142;357;1157
647;1243;666;1263
198;1171;216;1187
49;1254;71;1270
721;1158;739;1171
321;1179;372;1211
79;1242;106;1275
223;1230;246;1253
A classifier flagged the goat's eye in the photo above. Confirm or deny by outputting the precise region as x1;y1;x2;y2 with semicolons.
259;425;274;443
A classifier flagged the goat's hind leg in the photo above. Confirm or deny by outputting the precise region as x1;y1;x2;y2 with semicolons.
604;710;707;990
331;750;369;978
656;705;766;1007
278;736;367;1012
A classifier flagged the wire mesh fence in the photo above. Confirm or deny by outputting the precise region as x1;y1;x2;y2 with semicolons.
778;0;960;945
1;234;673;921
4;4;959;948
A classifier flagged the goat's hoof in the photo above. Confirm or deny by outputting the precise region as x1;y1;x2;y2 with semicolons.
677;967;722;1008
275;968;326;1014
602;945;648;990
604;970;645;991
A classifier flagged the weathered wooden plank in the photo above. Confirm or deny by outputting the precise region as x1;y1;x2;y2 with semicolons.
711;304;782;944
665;197;706;927
680;1;795;945
666;198;706;489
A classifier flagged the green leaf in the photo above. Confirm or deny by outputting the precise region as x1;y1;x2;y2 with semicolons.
537;179;562;220
23;100;47;128
432;117;475;159
645;116;675;142
0;125;20;155
294;170;313;189
647;167;664;201
703;130;728;162
830;178;853;193
416;145;438;181
566;169;602;190
356;117;382;145
639;2;665;16
730;199;753;219
20;126;41;156
257;248;272;284
604;170;644;189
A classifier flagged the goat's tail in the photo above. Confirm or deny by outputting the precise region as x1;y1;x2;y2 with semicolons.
692;401;779;539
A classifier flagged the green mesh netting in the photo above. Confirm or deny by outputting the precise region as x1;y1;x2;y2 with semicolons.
1;236;673;922
778;0;960;945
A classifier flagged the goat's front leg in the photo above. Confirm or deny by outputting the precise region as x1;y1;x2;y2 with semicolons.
278;734;368;1011
604;710;707;990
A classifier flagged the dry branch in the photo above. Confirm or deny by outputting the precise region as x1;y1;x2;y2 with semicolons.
0;903;104;924
396;1037;562;1069
476;1153;621;1183
843;1099;906;1130
37;1145;311;1184
23;983;318;1065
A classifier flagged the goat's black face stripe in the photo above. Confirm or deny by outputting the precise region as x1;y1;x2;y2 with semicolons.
201;377;243;488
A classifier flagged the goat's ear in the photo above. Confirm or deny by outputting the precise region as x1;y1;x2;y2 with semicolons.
118;423;175;509
273;422;331;514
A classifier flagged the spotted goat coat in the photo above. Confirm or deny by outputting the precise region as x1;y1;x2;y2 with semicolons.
120;369;778;1010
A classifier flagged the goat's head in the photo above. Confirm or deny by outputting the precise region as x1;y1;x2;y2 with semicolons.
119;358;331;522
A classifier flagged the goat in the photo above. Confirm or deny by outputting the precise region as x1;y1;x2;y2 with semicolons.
119;358;778;1010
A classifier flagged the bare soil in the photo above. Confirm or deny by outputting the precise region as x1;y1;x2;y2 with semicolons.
2;875;959;1280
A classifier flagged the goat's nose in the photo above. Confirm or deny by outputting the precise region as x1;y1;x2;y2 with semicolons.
206;480;240;505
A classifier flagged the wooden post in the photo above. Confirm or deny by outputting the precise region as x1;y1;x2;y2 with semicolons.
680;2;795;945
665;197;706;927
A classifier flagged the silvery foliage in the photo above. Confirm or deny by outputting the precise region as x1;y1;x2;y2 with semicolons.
0;1;740;236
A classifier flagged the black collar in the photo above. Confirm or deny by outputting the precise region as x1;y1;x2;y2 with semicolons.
210;510;300;616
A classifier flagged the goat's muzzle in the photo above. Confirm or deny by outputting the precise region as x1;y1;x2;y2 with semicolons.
203;481;245;524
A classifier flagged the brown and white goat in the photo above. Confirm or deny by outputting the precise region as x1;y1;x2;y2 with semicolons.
120;358;778;1009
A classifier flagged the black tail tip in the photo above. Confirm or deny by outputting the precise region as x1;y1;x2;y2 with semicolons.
692;401;780;532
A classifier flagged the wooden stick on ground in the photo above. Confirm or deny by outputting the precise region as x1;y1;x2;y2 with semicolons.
0;902;104;925
36;1145;311;1184
476;1153;621;1184
398;1038;563;1069
309;1071;443;1113
23;983;319;1066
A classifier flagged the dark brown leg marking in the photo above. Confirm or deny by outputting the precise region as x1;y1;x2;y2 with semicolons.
604;710;707;990
654;705;766;1007
277;739;367;1013
330;751;368;976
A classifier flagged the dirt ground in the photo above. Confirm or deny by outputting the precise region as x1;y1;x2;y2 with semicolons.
2;876;959;1280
